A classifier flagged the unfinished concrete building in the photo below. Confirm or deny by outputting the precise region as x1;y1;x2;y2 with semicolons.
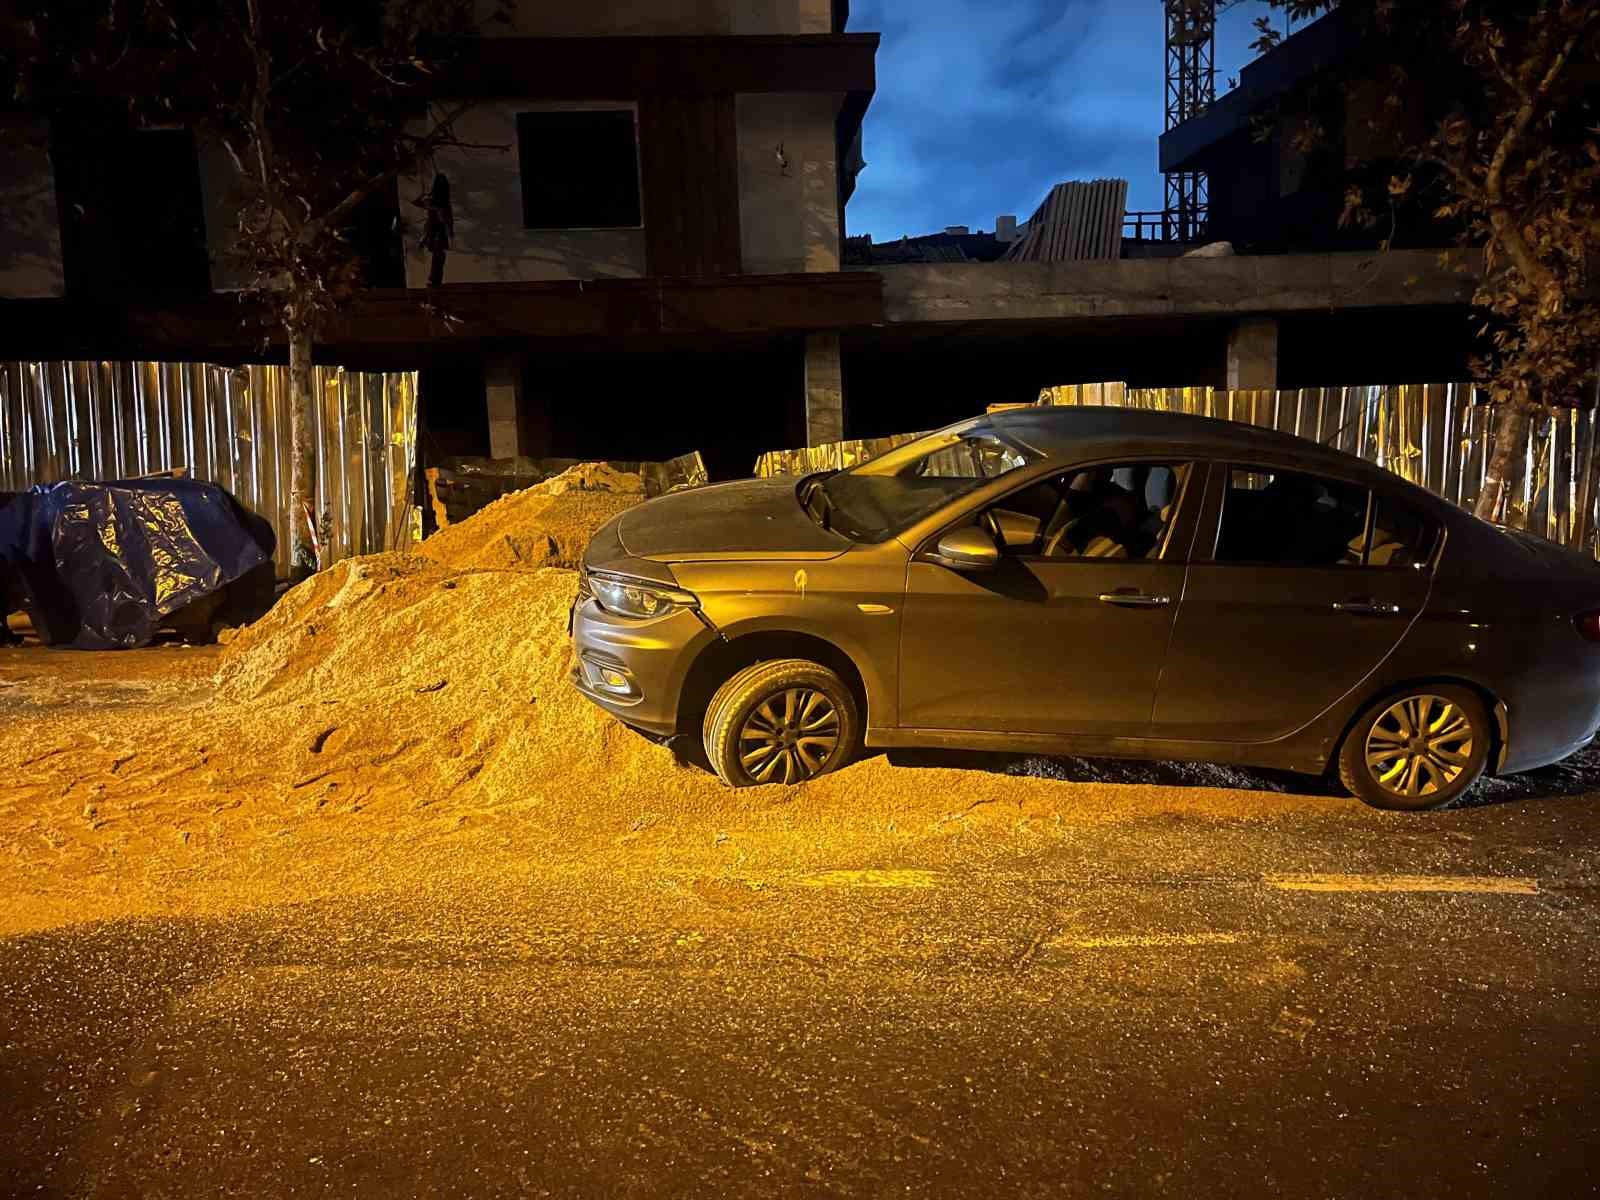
0;2;1482;474
0;0;878;479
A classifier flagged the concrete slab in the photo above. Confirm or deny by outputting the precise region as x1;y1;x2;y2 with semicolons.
874;249;1480;328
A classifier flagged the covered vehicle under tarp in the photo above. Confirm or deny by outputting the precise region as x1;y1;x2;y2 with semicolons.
0;479;275;649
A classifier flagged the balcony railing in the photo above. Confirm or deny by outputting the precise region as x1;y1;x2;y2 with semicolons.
1123;209;1209;244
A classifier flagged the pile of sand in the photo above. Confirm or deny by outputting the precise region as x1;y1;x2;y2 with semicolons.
416;462;642;572
211;555;673;818
210;461;694;814
217;553;573;703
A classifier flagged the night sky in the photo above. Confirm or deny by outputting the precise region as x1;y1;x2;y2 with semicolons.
844;1;1303;242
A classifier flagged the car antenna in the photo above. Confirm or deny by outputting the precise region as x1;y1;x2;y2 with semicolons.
1320;409;1366;448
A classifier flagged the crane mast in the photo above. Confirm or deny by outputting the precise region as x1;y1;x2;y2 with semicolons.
1163;0;1216;243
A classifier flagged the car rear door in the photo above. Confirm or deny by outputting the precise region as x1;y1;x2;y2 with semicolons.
896;461;1201;737
1152;463;1436;741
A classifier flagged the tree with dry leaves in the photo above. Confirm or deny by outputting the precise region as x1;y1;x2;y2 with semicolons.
7;0;509;573
1239;0;1600;523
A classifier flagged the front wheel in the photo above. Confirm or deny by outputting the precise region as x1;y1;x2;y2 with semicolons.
1337;685;1490;811
703;659;860;787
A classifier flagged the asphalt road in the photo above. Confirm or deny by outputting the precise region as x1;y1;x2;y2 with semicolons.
4;794;1600;1199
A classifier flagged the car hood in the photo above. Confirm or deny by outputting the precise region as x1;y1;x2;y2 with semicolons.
617;478;851;563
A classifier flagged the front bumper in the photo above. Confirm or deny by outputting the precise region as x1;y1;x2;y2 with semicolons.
568;592;716;737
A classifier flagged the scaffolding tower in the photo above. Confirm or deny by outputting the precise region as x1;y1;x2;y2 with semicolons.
1163;0;1215;243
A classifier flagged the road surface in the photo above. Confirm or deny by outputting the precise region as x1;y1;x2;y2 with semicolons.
5;793;1599;1198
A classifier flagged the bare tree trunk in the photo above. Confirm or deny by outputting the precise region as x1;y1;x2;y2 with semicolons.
1474;402;1530;524
287;325;320;578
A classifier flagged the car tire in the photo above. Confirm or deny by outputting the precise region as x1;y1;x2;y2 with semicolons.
703;658;860;788
1337;684;1490;811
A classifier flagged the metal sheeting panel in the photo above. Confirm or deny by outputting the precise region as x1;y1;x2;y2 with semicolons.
753;431;928;479
0;361;417;576
1003;180;1128;263
1038;382;1599;558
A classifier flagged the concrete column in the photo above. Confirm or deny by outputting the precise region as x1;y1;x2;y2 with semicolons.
1226;317;1280;391
485;356;552;460
804;333;845;447
485;358;523;459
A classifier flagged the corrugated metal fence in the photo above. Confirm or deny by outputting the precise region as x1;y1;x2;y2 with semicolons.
754;382;1600;558
1040;382;1596;555
0;361;417;575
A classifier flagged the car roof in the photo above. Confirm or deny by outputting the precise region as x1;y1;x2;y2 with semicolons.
987;405;1435;499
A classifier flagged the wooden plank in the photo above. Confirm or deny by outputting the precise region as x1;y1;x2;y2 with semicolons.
640;94;742;277
709;93;743;275
639;97;687;276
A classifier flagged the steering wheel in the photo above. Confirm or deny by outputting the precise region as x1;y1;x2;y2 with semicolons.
1041;519;1077;558
1038;495;1080;558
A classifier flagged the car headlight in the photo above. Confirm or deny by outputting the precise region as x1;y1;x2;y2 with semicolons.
587;572;698;619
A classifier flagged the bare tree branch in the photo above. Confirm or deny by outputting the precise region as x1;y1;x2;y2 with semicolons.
306;99;481;240
243;0;298;238
1482;18;1587;300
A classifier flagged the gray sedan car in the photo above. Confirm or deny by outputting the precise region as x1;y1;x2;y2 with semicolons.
571;406;1600;809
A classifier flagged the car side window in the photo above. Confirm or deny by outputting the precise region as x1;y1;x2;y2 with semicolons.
982;462;1190;561
1216;466;1370;567
1367;493;1438;568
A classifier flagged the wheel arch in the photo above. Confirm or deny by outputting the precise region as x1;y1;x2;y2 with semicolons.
1325;674;1506;776
673;629;871;737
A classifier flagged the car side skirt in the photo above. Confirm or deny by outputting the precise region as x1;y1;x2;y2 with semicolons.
864;726;1332;775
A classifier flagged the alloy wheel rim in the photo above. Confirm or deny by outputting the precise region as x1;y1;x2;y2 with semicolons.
738;687;840;784
1364;694;1474;800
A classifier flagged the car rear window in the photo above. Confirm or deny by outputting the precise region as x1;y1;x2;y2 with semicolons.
1217;467;1370;567
1215;467;1439;569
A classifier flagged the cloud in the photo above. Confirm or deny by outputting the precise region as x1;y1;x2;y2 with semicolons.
845;0;1264;240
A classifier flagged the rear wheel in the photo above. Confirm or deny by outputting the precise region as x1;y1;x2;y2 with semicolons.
1337;685;1489;811
703;659;860;788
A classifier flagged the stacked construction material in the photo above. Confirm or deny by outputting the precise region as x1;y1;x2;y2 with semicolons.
1002;179;1128;263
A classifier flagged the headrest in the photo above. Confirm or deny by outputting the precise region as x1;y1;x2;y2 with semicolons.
1144;467;1175;510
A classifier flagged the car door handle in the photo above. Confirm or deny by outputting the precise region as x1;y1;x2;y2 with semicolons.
1098;592;1171;608
1332;598;1403;616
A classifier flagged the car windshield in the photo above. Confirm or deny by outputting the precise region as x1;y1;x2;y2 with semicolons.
804;420;1044;542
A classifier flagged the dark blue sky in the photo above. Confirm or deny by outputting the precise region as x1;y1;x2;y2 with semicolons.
844;1;1295;241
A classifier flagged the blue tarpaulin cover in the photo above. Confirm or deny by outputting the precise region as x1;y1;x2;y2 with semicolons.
0;479;273;649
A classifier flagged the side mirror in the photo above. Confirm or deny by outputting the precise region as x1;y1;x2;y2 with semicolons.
932;525;1001;572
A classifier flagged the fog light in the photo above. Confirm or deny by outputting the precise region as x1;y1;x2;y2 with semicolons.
583;655;637;698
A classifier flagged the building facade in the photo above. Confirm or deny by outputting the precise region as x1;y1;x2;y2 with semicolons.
0;4;1496;479
0;0;879;480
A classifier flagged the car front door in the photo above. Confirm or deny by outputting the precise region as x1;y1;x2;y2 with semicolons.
896;461;1199;737
1153;463;1437;741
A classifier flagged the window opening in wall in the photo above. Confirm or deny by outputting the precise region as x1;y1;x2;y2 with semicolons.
517;110;642;230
